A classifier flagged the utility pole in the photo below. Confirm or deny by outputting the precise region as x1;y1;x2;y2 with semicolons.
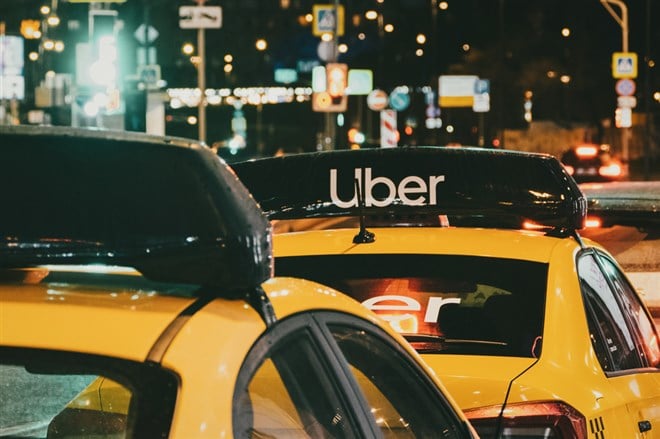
0;22;5;125
196;0;207;143
322;0;340;150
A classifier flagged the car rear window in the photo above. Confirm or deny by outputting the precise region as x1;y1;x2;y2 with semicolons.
276;254;547;358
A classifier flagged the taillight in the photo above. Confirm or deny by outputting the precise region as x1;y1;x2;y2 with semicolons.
583;216;602;228
575;145;599;158
598;163;622;178
463;401;587;439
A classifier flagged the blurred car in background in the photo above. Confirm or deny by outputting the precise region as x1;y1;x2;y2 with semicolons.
234;147;660;439
561;143;628;183
0;127;478;439
580;181;660;317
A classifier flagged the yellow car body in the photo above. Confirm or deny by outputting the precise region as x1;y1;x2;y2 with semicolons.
273;227;660;438
0;127;478;439
1;268;476;438
233;147;660;438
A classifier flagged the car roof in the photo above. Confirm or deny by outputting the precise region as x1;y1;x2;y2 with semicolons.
0;270;391;361
232;146;587;233
0;125;271;293
0;270;196;359
273;227;566;263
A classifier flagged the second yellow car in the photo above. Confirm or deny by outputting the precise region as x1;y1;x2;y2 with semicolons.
234;146;660;439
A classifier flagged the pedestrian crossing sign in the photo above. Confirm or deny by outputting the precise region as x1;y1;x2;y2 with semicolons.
612;52;637;79
313;4;345;36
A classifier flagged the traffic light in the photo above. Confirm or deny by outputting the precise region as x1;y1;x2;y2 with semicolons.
326;63;347;98
312;63;348;112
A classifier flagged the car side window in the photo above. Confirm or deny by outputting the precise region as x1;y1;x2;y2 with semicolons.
0;349;177;439
578;253;644;372
329;323;468;438
597;254;660;369
234;324;358;439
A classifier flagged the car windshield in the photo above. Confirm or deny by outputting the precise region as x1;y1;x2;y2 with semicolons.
276;254;547;358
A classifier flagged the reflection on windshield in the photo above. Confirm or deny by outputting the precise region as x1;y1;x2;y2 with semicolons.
276;254;547;357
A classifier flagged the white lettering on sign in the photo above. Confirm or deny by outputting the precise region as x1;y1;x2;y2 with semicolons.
362;295;461;323
329;168;445;208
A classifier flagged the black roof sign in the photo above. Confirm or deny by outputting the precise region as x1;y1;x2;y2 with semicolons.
232;147;587;230
0;125;272;292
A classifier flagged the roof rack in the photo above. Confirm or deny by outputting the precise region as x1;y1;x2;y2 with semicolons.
232;146;587;231
0;125;272;293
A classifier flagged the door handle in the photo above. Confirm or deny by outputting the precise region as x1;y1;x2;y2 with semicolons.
638;420;652;433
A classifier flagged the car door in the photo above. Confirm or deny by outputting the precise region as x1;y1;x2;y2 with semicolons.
578;251;660;438
596;253;660;438
233;311;475;438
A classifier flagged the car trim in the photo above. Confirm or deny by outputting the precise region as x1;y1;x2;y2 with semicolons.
146;294;217;363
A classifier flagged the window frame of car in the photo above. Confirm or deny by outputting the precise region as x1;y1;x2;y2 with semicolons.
0;346;179;438
577;248;660;376
233;310;473;438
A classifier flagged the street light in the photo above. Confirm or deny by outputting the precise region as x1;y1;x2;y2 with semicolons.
600;0;631;162
600;0;628;52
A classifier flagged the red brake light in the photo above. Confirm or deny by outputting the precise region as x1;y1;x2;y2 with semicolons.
583;216;602;228
464;401;587;439
575;145;599;158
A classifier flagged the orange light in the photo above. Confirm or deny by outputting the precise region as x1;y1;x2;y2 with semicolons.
404;125;413;135
312;91;332;110
522;220;546;230
20;19;41;39
347;127;359;142
575;144;599;158
583;217;602;228
326;63;348;98
564;165;575;175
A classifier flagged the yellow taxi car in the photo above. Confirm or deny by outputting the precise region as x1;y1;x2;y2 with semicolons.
233;147;660;439
0;127;478;439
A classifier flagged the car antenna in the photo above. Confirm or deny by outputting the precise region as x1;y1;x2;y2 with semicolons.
353;177;375;244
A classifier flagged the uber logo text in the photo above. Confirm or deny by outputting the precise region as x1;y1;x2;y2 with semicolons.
329;168;445;208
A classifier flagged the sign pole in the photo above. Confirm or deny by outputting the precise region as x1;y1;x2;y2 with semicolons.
0;22;6;125
196;0;207;143
324;0;340;150
601;0;630;162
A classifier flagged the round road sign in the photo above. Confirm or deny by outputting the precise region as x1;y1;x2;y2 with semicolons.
367;89;388;111
389;87;411;111
615;79;636;97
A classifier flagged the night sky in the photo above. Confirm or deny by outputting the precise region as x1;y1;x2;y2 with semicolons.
1;0;657;149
